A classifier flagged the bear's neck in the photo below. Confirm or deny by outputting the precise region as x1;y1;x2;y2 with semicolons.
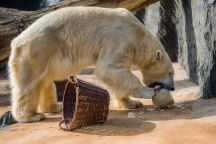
131;45;161;70
132;48;155;70
131;29;165;69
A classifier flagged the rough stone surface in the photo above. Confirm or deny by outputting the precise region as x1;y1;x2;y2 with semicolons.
179;0;215;98
135;0;178;62
193;0;216;98
176;0;199;85
157;0;178;62
134;3;159;37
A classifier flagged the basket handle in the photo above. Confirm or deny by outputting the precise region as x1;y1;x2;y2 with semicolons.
68;76;79;88
59;119;69;130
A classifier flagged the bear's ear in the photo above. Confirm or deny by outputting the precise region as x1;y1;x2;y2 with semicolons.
156;50;162;60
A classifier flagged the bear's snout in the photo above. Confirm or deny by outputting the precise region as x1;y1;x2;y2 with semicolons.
148;82;175;91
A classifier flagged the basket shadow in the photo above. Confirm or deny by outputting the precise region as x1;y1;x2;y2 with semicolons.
72;118;156;136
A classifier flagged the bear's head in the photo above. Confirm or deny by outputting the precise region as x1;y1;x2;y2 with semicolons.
141;50;175;91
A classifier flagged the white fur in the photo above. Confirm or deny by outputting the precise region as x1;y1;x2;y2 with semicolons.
8;7;174;123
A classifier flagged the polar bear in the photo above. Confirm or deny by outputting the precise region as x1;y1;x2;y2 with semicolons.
9;7;175;123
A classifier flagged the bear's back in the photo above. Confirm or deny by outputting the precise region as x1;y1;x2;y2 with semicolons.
11;6;148;58
25;7;143;34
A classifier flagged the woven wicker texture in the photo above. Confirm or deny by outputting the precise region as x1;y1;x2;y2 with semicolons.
55;80;68;102
59;76;110;131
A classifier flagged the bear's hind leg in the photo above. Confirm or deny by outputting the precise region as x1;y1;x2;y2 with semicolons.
11;87;45;123
38;83;62;113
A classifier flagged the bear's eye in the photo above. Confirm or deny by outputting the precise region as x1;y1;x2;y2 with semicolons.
169;72;173;76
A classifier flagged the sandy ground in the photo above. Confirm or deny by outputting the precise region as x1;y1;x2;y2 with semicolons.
0;63;216;144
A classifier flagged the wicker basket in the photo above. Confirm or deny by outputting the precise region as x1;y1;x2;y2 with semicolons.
55;80;68;102
59;76;110;131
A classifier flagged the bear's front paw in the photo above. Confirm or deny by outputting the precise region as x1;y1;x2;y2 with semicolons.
136;87;154;99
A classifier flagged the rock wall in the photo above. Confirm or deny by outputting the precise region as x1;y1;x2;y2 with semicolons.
134;3;159;37
157;0;178;62
194;0;216;98
39;0;63;9
135;0;216;98
134;0;178;62
177;0;199;85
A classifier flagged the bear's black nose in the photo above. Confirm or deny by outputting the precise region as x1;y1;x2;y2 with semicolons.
170;87;175;91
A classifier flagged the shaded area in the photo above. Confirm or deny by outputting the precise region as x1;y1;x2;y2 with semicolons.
0;0;65;11
157;0;178;62
202;52;216;98
199;1;216;98
134;8;146;25
134;0;178;62
182;0;198;85
0;0;42;11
